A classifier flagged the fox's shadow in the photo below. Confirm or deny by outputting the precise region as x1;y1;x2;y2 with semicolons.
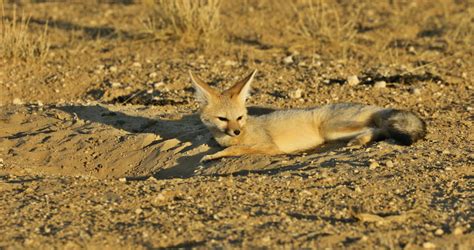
58;104;300;179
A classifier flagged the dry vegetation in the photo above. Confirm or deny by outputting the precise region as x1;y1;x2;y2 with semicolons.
0;3;49;62
142;0;222;43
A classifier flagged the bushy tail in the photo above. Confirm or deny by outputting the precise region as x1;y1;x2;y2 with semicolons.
381;109;426;145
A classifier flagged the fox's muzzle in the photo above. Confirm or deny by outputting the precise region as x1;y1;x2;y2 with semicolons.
226;121;241;137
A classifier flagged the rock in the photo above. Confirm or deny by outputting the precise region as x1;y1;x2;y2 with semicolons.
224;60;238;66
411;87;421;95
13;98;23;105
385;160;394;168
118;177;127;182
374;81;386;88
135;208;143;214
109;66;118;72
453;227;464;235
153;82;165;89
299;190;312;196
283;55;294;65
347;75;360;86
149;72;158;78
369;161;379;169
422;242;436;249
434;228;444;236
132;62;141;68
288;89;303;99
110;82;122;88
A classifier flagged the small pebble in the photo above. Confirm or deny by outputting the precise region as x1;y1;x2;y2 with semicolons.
283;55;294;65
288;89;303;99
453;227;464;235
374;81;386;88
135;208;143;214
423;242;436;249
13;98;23;105
347;75;360;86
224;60;238;66
369;161;379;169
110;82;122;88
153;82;165;89
385;160;394;168
118;177;127;182
132;62;141;68
149;72;158;78
434;228;444;236
408;46;417;54
411;88;421;95
109;66;118;72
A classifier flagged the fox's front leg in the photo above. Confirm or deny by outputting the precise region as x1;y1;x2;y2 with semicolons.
201;144;281;162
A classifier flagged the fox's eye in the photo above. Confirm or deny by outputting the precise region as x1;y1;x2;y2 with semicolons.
217;117;228;121
237;116;243;121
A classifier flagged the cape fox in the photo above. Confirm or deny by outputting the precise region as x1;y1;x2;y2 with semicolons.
189;70;426;162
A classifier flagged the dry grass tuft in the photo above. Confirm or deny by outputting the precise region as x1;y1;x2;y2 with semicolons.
282;0;365;59
0;4;50;62
142;0;221;43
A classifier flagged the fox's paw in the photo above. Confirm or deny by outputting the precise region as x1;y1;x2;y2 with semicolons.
347;139;365;148
200;154;218;163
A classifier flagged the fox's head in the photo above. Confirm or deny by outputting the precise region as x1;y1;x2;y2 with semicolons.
189;70;257;137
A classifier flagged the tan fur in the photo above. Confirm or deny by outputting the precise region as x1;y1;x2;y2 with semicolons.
189;70;426;162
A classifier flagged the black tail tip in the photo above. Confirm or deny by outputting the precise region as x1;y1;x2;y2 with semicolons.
390;131;417;146
386;110;427;146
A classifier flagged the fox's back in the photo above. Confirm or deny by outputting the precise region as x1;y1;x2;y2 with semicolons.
248;104;384;153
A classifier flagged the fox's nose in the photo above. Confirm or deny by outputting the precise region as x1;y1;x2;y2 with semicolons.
234;129;240;135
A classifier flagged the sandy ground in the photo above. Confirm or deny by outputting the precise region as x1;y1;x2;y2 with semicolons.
0;1;473;249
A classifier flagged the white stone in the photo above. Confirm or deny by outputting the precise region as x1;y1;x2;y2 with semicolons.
347;75;360;86
423;242;436;249
132;62;142;68
411;88;421;95
288;89;303;99
111;82;122;88
385;160;394;168
224;60;238;66
374;81;387;88
12;98;23;105
283;55;294;64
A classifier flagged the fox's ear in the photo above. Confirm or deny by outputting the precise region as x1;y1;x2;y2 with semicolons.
224;69;257;103
189;71;218;105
